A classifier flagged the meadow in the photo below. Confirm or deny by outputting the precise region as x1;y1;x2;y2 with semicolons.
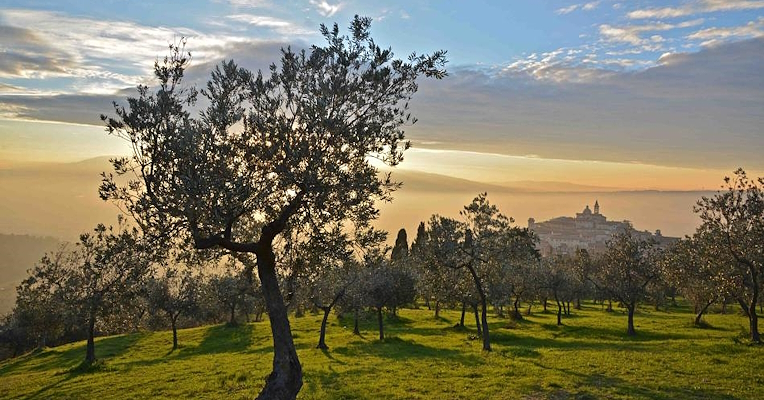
1;302;762;399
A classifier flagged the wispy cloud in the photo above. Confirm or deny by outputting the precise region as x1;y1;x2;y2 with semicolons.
226;0;272;7
687;17;764;46
557;1;600;15
0;9;260;93
226;14;313;35
628;0;764;19
599;19;704;47
309;0;343;17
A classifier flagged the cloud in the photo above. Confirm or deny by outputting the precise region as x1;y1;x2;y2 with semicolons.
599;19;704;47
309;0;343;17
557;5;580;15
628;0;764;19
226;14;313;35
0;9;302;94
687;17;764;46
226;0;272;7
405;38;764;170
556;2;600;14
0;40;298;125
0;25;77;78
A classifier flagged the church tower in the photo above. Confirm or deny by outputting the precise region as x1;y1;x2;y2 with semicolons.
594;200;600;215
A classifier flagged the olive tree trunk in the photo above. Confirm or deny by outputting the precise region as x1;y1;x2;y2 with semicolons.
85;309;97;365
377;307;384;341
627;303;636;336
317;307;330;350
255;243;302;400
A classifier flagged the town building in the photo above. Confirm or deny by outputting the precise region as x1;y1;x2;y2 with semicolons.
528;201;675;257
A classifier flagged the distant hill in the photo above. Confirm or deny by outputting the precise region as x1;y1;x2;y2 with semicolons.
0;234;60;314
0;156;709;259
491;180;625;193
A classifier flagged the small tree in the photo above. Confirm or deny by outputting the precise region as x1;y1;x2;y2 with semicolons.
13;246;76;350
586;231;660;336
144;268;200;349
422;194;537;351
209;267;248;326
539;257;574;326
662;234;727;326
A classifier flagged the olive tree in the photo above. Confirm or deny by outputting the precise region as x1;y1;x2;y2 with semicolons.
662;234;728;326
100;16;446;398
695;168;764;342
144;268;201;349
421;194;537;351
586;231;660;336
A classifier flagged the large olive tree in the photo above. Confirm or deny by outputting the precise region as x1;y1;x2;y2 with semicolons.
100;16;446;399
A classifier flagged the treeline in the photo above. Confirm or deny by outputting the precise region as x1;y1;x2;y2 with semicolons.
3;169;764;362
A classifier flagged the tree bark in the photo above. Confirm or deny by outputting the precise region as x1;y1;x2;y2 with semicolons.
459;302;466;327
353;308;360;335
480;301;490;351
171;315;179;350
694;299;715;327
434;301;440;318
473;304;482;337
627;304;636;336
555;296;562;326
749;300;761;343
377;307;384;341
85;309;96;365
317;307;330;350
466;266;490;351
543;297;548;312
512;297;522;320
255;243;302;400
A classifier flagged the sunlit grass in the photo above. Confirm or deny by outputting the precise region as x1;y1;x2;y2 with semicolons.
1;302;762;399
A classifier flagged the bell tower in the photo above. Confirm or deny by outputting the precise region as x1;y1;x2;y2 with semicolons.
594;200;600;215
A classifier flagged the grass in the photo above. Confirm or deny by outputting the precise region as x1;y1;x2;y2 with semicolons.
1;302;763;399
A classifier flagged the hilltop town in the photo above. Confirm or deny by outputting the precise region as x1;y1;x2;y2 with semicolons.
528;201;676;257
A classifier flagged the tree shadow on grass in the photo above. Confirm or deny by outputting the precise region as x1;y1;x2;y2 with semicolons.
332;336;484;366
119;323;260;370
537;324;694;342
176;323;256;357
0;333;145;376
527;365;743;400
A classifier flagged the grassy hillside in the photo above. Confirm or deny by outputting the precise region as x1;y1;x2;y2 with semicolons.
1;303;762;399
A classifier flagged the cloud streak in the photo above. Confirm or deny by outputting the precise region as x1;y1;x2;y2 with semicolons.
628;0;764;19
557;1;600;15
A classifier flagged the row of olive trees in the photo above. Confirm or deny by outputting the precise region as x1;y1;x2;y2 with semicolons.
0;229;272;361
403;170;764;343
404;193;667;341
663;169;764;342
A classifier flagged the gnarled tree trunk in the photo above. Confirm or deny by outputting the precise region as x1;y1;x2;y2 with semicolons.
317;307;330;350
377;306;384;341
627;304;636;336
85;309;97;365
256;243;302;400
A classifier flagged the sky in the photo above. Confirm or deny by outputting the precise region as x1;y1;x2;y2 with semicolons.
1;0;763;191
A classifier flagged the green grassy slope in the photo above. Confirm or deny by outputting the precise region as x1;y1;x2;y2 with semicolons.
1;303;762;399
